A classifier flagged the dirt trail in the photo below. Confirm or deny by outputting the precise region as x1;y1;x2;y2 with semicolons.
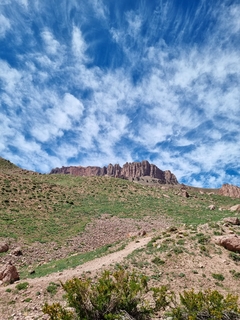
0;236;152;320
27;236;151;286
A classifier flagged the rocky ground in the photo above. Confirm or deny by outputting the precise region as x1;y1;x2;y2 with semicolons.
0;214;171;270
0;215;240;320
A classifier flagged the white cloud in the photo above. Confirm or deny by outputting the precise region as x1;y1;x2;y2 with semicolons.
41;30;61;56
0;14;10;38
0;60;22;92
72;26;87;61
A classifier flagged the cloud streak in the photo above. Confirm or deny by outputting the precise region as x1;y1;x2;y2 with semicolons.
0;0;239;187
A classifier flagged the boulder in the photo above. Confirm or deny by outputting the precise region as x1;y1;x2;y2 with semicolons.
215;235;240;253
11;247;23;256
181;190;189;198
223;217;240;225
0;262;20;284
230;204;240;212
208;205;215;210
0;242;9;253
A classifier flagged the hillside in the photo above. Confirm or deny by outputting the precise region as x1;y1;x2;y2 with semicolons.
0;158;240;319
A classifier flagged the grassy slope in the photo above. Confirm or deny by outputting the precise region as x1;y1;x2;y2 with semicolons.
0;158;239;244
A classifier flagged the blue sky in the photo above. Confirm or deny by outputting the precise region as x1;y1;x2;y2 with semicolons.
0;0;240;188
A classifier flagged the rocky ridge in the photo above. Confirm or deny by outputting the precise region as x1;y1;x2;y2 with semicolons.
50;160;178;184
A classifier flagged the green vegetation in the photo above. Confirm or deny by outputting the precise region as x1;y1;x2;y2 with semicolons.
43;267;169;320
47;282;60;296
0;158;239;245
229;252;240;262
212;273;225;281
15;282;29;291
43;268;240;320
171;289;240;320
20;242;124;279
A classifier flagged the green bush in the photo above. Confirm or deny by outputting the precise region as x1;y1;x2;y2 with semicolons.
43;268;240;320
43;268;169;320
170;289;240;320
212;273;225;281
47;282;60;296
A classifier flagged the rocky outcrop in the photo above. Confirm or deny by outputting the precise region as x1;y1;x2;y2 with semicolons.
50;160;178;185
219;184;240;198
50;165;107;176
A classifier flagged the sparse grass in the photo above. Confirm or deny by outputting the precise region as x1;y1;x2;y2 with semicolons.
20;242;124;279
229;252;240;262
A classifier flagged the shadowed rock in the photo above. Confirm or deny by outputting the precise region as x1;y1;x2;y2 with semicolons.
223;217;240;225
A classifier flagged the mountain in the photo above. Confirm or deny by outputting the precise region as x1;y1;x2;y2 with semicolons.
50;160;179;185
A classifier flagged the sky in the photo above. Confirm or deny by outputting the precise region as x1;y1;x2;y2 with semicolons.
0;0;240;188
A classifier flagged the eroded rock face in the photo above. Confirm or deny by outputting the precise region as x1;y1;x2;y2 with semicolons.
0;262;20;284
51;166;107;176
219;184;240;198
50;160;178;185
216;235;240;253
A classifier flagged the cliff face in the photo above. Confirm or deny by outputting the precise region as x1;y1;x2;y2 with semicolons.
219;184;240;198
50;160;178;185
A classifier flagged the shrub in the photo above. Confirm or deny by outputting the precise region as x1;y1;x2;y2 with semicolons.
43;268;240;320
212;273;225;281
47;282;60;296
170;289;240;320
15;282;29;291
43;268;169;320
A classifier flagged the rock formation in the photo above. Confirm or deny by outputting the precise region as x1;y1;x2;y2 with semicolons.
219;184;240;198
50;160;178;185
0;262;19;284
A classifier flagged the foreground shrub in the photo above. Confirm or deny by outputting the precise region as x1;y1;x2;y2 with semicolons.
170;289;240;320
43;268;240;320
43;268;169;319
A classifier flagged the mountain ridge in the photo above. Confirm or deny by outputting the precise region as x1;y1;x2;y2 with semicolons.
50;160;179;185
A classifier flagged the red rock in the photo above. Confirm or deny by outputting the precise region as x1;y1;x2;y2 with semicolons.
216;236;240;253
0;262;20;284
50;160;178;185
219;184;240;198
